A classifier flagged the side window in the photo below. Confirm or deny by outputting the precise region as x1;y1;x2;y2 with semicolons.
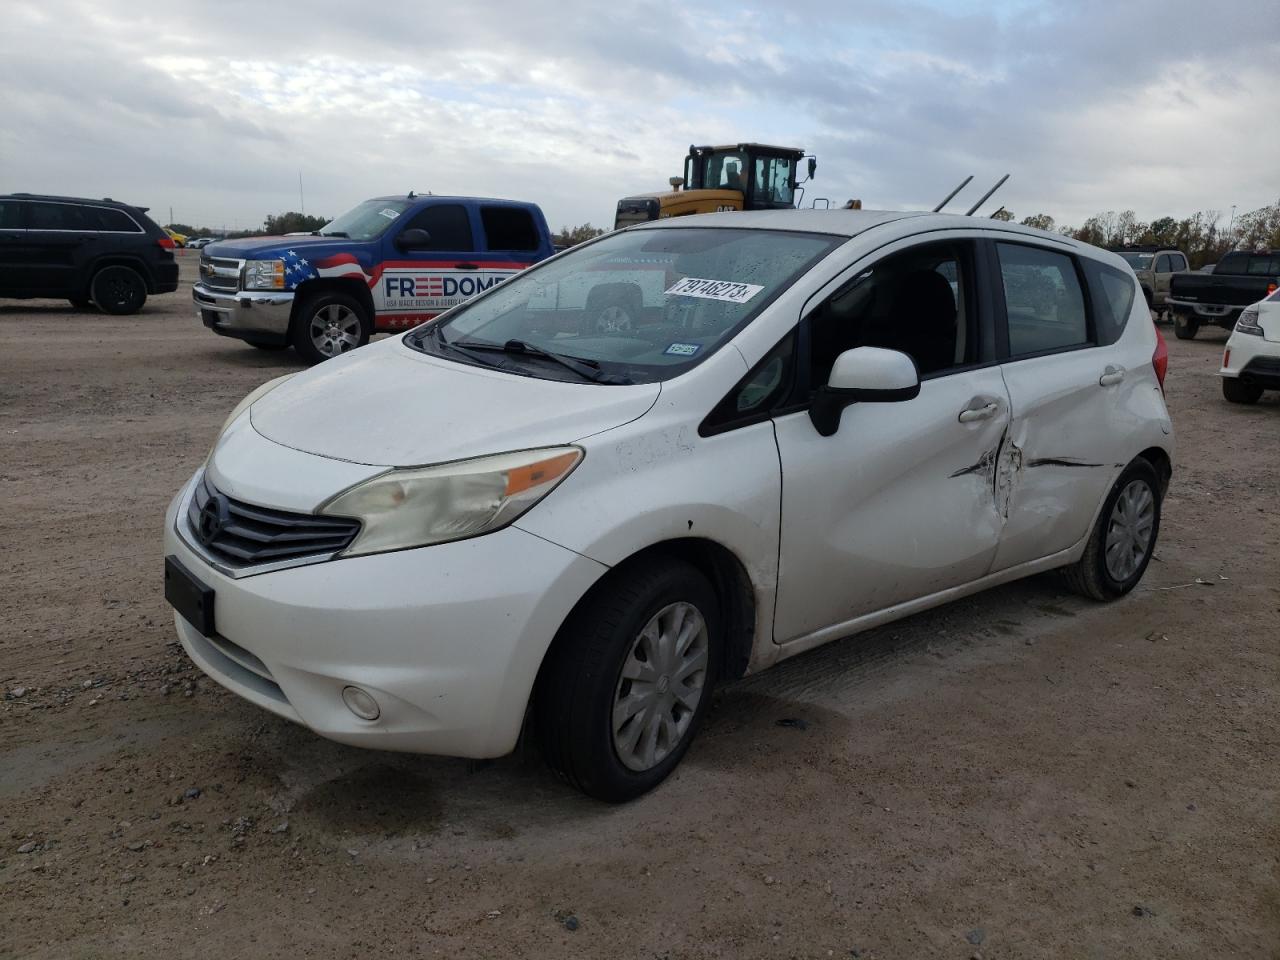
1155;254;1171;272
480;206;539;251
0;201;22;229
996;242;1089;357
401;204;474;252
750;157;795;205
1216;253;1248;274
1082;258;1136;346
28;202;95;231
806;241;977;387
1247;256;1280;276
1169;254;1187;271
97;208;142;232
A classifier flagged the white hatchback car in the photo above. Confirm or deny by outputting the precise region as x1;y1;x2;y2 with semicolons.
164;210;1174;801
1219;291;1280;403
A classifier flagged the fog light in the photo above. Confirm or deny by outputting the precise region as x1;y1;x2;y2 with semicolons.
341;685;380;721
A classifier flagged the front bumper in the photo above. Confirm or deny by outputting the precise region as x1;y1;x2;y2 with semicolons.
1220;331;1280;389
164;475;607;758
193;282;295;345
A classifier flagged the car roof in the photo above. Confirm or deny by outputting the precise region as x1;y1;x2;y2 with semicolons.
367;195;536;208
3;192;145;211
631;208;1093;247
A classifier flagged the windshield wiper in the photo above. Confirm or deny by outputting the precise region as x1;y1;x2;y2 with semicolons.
427;323;503;369
452;338;632;385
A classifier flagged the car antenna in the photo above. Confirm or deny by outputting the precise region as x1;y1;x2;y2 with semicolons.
965;174;1009;216
932;175;972;212
988;205;1007;219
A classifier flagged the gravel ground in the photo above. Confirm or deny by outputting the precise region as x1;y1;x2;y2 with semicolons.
2;256;1277;959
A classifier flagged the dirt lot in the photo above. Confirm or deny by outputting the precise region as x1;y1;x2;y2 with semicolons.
2;254;1277;959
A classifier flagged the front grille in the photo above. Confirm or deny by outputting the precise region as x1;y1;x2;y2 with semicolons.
186;474;360;568
200;256;241;292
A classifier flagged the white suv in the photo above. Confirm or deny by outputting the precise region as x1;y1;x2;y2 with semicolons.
164;210;1174;801
1219;291;1280;403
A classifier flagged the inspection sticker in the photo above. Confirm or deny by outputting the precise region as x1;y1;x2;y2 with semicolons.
379;208;401;219
665;277;764;304
664;342;701;357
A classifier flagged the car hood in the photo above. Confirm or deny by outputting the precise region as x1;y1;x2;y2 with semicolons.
203;235;364;260
249;339;661;467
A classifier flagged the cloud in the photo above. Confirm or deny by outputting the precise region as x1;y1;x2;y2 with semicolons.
0;0;1276;233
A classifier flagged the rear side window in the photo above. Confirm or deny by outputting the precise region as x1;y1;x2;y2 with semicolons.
28;202;98;231
1247;255;1280;275
996;243;1089;357
1216;253;1249;274
401;204;474;252
480;206;540;251
1082;258;1136;346
96;208;142;232
0;201;22;229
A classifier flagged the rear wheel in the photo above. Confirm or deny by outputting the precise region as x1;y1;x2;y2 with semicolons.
1061;459;1162;601
90;266;147;315
1222;377;1263;404
584;284;642;335
291;291;371;364
1173;313;1199;340
535;558;720;802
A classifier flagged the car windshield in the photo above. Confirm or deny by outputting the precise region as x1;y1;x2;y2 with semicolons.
319;199;412;240
1118;252;1154;269
407;227;841;384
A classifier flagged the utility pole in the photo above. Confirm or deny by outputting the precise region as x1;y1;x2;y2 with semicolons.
299;172;305;216
169;205;173;227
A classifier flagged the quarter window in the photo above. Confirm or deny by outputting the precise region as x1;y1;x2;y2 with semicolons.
1081;259;1136;346
996;243;1089;357
401;204;474;252
96;208;142;232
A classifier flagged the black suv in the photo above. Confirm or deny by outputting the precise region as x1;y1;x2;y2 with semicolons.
0;193;180;314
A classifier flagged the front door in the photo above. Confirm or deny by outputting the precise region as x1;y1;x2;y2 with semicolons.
0;199;26;292
771;235;1010;645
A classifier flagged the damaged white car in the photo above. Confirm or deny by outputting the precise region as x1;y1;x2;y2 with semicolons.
164;209;1174;801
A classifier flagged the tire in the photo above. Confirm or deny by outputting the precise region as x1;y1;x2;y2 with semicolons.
90;266;147;315
584;284;642;335
535;558;720;802
290;291;371;365
1222;377;1263;404
1173;313;1199;340
68;297;92;309
1061;458;1162;601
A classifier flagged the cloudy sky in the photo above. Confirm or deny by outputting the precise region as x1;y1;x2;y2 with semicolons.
1;1;1276;233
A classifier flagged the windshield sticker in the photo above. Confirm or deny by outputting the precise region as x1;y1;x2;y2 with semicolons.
664;342;701;357
378;208;401;220
665;277;764;304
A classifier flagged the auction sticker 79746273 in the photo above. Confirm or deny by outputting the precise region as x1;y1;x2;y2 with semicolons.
665;277;764;304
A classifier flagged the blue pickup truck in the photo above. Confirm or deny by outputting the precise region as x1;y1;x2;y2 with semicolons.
194;195;555;363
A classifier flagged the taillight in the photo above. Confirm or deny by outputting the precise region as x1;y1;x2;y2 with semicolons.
1267;280;1277;295
157;236;175;250
1152;326;1168;393
1223;348;1231;369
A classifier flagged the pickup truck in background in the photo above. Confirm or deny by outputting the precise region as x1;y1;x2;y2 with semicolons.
195;194;555;363
1167;250;1280;340
1112;246;1190;318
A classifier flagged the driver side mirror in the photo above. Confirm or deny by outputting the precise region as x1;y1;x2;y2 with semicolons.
808;157;817;180
396;228;431;250
809;347;920;437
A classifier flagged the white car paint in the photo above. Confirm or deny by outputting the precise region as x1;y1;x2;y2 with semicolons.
165;209;1174;772
1219;293;1280;396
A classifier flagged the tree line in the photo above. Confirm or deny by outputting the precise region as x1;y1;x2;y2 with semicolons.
993;198;1279;269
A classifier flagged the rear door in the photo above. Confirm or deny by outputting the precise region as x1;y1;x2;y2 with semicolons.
24;201;116;295
988;239;1132;571
0;199;26;293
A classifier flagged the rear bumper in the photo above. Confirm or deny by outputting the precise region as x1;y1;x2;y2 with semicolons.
193;282;294;345
154;261;180;293
1167;297;1242;327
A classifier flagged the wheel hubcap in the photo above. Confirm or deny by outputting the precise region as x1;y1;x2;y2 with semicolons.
309;304;361;356
612;601;709;772
596;305;632;333
1104;479;1155;581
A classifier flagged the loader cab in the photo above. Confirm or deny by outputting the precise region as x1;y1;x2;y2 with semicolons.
614;142;814;229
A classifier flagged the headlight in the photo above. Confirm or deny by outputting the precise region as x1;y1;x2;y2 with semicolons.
319;446;583;556
243;259;285;290
211;374;294;451
1235;307;1263;337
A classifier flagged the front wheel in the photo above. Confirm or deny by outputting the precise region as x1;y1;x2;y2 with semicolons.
291;291;371;364
1173;314;1199;340
1222;377;1263;404
90;266;147;315
1061;459;1162;601
535;558;720;802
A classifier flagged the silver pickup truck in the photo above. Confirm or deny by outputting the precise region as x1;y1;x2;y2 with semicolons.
1111;246;1190;318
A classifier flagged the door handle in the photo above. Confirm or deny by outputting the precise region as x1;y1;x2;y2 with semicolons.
1099;365;1126;386
958;402;999;423
455;262;479;270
